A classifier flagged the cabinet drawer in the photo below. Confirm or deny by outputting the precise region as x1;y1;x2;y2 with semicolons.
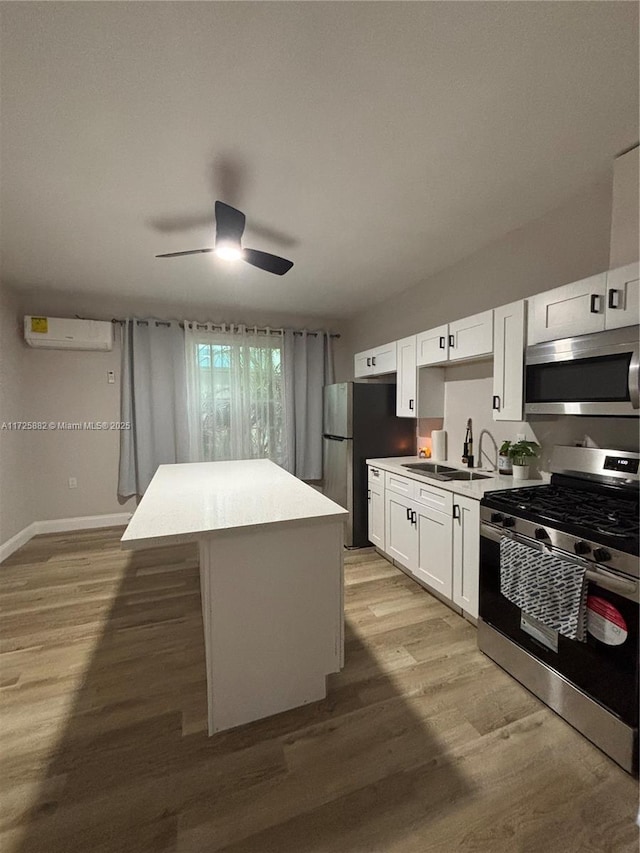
368;465;384;485
413;482;453;513
385;472;415;498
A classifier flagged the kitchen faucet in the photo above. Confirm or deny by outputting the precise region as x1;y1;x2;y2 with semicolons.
462;418;474;468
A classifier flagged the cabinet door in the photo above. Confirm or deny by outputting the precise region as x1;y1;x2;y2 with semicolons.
492;300;525;421
416;325;449;366
384;492;417;571
367;481;385;550
605;262;640;330
354;350;373;378
448;310;493;362
415;504;453;598
371;341;397;375
527;273;606;345
452;496;479;618
396;335;417;418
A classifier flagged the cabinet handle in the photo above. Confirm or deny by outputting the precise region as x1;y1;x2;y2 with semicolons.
492;395;500;411
608;288;620;309
411;510;417;525
439;336;445;349
366;357;371;367
409;398;414;411
453;504;460;520
448;334;455;348
371;468;379;477
406;507;412;522
372;356;376;366
368;489;371;502
590;294;601;314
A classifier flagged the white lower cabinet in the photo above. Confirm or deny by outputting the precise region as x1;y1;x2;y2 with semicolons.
415;504;453;598
367;480;385;550
384;491;417;569
452;496;479;619
374;468;480;619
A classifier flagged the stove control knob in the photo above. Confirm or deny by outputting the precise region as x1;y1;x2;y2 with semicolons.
593;548;611;563
502;517;516;528
490;513;504;524
574;541;591;556
534;528;549;540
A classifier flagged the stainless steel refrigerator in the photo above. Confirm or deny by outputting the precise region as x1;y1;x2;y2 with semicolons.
323;382;416;548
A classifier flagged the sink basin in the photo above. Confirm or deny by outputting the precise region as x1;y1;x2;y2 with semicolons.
402;462;456;474
443;471;491;481
401;463;490;482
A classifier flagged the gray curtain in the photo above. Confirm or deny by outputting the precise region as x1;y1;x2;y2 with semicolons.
283;330;334;480
118;319;189;498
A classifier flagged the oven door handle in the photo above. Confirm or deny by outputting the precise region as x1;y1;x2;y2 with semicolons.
481;524;639;602
585;568;638;601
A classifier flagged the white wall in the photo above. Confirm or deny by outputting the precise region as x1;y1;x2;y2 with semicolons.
0;284;37;542
348;174;640;469
8;287;348;533
348;176;614;353
429;361;639;476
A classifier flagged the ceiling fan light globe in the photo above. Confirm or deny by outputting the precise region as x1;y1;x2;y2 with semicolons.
215;243;242;262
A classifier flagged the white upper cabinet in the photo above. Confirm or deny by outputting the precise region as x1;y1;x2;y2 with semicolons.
416;324;449;366
527;272;607;345
354;350;373;378
396;335;417;417
353;341;397;378
492;300;526;421
605;262;639;330
448;310;494;362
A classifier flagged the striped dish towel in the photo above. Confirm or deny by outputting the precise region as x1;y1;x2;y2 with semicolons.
500;537;588;641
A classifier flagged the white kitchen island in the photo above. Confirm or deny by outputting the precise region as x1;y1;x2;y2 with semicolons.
121;459;347;734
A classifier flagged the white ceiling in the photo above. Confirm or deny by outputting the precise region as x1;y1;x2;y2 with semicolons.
1;2;638;319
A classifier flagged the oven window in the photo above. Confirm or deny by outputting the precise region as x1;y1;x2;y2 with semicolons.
526;353;631;403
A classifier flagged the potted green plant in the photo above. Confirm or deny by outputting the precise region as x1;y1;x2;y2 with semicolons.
507;440;541;481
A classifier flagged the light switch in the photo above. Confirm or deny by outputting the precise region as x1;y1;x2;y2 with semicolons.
68;477;78;489
107;370;115;384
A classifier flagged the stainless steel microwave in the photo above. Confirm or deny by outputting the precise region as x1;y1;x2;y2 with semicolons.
525;326;639;416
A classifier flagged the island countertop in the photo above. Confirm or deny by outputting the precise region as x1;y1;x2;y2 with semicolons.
121;459;347;550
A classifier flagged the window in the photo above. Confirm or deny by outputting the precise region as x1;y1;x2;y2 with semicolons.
188;332;286;465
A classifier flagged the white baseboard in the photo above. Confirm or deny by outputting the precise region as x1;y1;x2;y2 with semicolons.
0;512;132;563
0;523;39;564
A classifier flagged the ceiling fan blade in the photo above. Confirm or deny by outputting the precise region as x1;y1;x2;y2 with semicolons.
243;248;294;276
155;248;214;258
215;201;245;244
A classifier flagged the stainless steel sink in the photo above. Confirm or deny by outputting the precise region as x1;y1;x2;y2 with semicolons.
443;471;491;481
402;462;456;474
402;462;490;482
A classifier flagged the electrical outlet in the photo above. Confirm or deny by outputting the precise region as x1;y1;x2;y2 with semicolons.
516;433;526;442
107;370;115;384
68;477;77;489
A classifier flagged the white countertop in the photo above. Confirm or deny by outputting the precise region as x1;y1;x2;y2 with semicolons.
366;456;547;500
121;459;348;550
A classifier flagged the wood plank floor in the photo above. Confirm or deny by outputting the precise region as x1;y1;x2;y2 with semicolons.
0;527;637;853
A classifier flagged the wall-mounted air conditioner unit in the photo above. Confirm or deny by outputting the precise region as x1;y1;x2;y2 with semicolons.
24;316;114;351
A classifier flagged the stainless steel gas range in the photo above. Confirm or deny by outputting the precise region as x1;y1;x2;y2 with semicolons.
478;446;639;773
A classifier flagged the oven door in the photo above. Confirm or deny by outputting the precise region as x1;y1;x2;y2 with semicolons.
525;327;639;416
479;523;639;727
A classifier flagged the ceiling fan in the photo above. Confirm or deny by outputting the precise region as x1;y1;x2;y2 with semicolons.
155;201;294;275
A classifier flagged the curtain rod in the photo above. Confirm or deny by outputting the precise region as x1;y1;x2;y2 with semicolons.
109;318;340;338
